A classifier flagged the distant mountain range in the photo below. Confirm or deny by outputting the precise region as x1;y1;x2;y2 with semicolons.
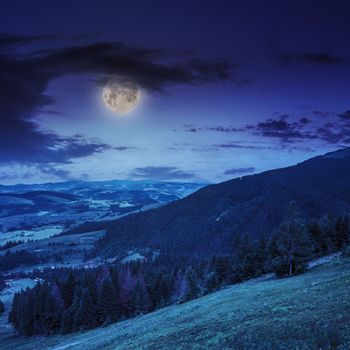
97;148;350;257
0;180;205;241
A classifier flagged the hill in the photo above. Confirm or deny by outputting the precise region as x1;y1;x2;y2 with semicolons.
0;180;204;242
97;147;350;257
2;255;350;349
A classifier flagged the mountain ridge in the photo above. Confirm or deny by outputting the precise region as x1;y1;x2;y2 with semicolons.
97;147;350;257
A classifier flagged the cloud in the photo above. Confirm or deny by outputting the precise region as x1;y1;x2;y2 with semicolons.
314;125;350;144
279;52;346;65
249;115;350;145
0;32;59;49
213;143;275;150
129;166;196;180
186;110;350;147
36;164;71;181
224;167;255;175
113;146;136;151
339;111;350;120
190;115;316;143
250;115;317;142
207;126;243;133
0;33;235;165
299;117;311;124
0;131;113;164
312;111;332;118
31;41;234;91
250;114;350;145
183;124;244;133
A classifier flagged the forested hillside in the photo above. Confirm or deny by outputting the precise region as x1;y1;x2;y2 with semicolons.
4;255;350;350
97;148;350;257
9;213;350;336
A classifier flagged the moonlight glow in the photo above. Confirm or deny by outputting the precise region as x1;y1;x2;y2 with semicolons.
103;76;140;114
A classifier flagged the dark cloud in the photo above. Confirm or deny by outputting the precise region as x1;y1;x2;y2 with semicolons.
0;33;234;165
186;110;350;147
183;124;202;133
113;146;136;151
183;125;243;133
46;135;113;163
0;132;112;164
224;167;255;175
212;143;275;151
279;52;346;65
299;117;311;124
0;33;59;49
314;126;350;144
250;115;317;142
250;115;350;145
187;128;201;133
129;166;196;180
31;41;234;91
339;111;350;120
207;126;243;133
249;115;350;145
312;111;332;118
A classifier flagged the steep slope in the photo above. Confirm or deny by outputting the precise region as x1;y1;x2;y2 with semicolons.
98;147;350;257
3;256;350;349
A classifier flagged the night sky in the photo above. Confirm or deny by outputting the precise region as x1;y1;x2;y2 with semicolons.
1;0;350;184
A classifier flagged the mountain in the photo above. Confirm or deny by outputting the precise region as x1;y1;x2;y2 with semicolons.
98;148;350;257
3;256;349;349
0;180;205;244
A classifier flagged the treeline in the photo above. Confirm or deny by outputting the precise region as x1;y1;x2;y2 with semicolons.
0;271;7;315
0;273;6;291
0;250;41;271
9;256;202;335
0;240;26;251
9;213;350;336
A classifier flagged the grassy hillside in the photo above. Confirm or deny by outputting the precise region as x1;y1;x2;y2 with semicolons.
3;256;350;350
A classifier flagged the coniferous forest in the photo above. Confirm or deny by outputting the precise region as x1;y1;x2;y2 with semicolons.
9;213;350;336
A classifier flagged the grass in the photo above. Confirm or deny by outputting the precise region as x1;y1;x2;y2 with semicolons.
2;256;350;350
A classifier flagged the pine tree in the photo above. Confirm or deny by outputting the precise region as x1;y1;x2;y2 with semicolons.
97;278;120;323
308;220;328;255
61;310;73;334
0;274;6;291
130;281;151;315
333;215;350;249
232;233;257;281
181;266;200;302
21;292;35;335
213;256;232;285
272;216;311;277
75;288;98;330
43;289;58;334
319;214;336;252
61;272;75;308
51;283;64;309
254;236;267;275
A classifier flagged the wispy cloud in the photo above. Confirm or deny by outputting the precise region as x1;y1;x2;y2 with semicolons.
224;167;255;175
129;166;196;180
183;111;350;147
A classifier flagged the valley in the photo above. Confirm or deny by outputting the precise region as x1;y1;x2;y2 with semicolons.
0;151;349;349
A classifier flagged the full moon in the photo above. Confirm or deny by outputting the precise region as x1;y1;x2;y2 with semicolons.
103;76;140;114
